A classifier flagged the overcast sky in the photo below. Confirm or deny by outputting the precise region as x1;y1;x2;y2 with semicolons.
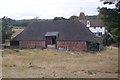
0;0;115;20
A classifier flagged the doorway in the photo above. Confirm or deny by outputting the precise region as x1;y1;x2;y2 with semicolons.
45;32;58;49
46;36;56;48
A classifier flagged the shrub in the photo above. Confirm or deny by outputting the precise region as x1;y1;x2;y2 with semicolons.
15;49;19;52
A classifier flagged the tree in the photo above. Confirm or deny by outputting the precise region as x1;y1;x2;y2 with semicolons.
86;15;97;20
2;16;12;43
69;15;78;20
53;17;67;21
98;1;120;46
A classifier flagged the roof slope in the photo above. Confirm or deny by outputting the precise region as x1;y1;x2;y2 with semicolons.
13;20;101;43
80;19;105;27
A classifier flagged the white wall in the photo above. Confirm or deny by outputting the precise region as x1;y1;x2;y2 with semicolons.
89;27;105;35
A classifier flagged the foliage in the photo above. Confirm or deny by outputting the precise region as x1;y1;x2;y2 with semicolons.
53;17;67;21
2;16;13;43
1;17;29;27
87;42;99;51
53;15;98;20
86;15;97;20
1;15;99;27
98;1;120;46
15;20;29;27
102;33;115;46
69;15;78;20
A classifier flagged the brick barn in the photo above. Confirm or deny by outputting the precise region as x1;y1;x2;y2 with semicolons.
11;20;101;51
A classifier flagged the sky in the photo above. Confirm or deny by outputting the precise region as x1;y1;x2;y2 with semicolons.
0;0;115;20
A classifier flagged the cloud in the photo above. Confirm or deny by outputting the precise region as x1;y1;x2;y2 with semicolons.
0;0;115;19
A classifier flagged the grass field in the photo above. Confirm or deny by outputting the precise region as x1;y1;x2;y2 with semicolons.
2;47;118;78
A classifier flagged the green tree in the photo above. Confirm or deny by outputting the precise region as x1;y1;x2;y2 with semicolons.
69;15;78;20
2;16;12;43
98;1;120;46
86;15;97;20
53;17;67;21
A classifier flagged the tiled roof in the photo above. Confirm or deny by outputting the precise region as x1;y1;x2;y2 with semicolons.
13;20;101;43
80;19;105;27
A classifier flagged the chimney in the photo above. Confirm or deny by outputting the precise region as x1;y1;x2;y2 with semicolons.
79;12;86;20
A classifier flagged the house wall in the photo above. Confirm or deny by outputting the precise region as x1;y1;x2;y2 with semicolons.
19;40;46;48
86;20;106;37
57;40;87;51
19;40;87;51
89;27;105;34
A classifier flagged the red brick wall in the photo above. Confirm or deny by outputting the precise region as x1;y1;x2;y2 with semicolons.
57;40;87;51
19;40;46;48
19;40;87;51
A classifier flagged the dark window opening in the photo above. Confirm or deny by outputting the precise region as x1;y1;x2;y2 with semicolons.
100;27;102;29
10;41;19;46
46;36;56;45
98;32;102;36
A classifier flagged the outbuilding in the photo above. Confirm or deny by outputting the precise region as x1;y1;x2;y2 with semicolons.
11;20;101;51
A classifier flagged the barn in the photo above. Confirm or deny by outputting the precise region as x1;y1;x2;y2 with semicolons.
11;20;101;51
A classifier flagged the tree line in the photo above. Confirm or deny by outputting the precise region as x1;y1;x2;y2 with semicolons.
99;0;120;46
2;15;98;27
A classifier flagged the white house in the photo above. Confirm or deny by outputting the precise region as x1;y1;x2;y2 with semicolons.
80;19;106;37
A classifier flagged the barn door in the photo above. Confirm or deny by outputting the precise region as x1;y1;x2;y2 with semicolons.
46;36;56;48
45;32;58;49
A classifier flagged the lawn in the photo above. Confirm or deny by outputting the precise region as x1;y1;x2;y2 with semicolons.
2;47;118;78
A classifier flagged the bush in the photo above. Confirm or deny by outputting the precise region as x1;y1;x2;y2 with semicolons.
15;49;19;52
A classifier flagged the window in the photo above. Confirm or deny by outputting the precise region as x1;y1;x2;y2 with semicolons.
87;20;90;27
87;21;90;25
98;32;102;36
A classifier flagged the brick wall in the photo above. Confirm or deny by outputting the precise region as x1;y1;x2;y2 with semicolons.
19;40;87;51
19;40;46;48
57;40;87;51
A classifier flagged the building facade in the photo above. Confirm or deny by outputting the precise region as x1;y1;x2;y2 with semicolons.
11;20;101;51
79;12;106;37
